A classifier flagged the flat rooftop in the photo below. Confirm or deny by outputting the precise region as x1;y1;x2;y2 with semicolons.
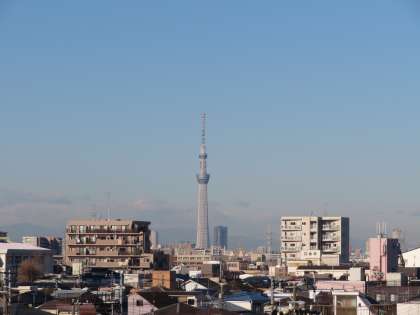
66;219;150;225
297;265;350;270
0;242;49;251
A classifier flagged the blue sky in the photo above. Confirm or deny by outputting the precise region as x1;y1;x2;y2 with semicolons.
1;1;420;248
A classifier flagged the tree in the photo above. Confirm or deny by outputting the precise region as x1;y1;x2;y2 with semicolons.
17;259;42;284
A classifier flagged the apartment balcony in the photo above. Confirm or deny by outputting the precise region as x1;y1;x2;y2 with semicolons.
96;239;124;246
322;247;340;253
66;239;78;245
322;224;340;231
66;239;98;245
282;236;302;241
92;261;128;268
281;225;302;231
67;239;118;246
66;229;143;235
322;236;340;242
281;246;302;252
67;238;143;246
69;249;120;257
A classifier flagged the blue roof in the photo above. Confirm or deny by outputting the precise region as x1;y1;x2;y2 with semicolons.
224;292;269;303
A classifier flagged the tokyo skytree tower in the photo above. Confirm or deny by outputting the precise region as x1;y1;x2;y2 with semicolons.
195;113;210;249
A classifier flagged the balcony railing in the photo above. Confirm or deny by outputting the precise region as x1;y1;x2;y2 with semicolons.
281;225;302;231
96;239;124;245
67;238;144;246
281;246;301;252
282;236;302;241
322;236;340;242
322;247;340;252
322;225;340;231
93;261;128;268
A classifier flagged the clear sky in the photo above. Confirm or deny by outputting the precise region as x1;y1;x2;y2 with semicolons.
1;0;420;248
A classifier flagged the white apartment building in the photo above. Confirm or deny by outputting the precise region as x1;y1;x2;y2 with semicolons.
280;216;349;266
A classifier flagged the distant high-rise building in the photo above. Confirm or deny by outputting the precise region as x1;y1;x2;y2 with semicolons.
46;236;63;256
0;231;8;243
23;236;63;255
213;226;228;249
280;216;350;266
22;236;50;249
150;230;159;249
196;113;210;249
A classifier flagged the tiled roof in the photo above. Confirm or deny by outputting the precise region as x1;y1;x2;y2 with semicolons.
224;292;269;303
138;291;178;308
153;303;238;315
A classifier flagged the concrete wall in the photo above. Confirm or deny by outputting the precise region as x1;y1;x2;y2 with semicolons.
397;302;420;315
403;248;420;268
316;280;366;294
368;237;400;280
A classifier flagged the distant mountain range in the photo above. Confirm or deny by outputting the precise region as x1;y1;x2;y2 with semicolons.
0;223;266;249
0;223;65;242
0;223;365;251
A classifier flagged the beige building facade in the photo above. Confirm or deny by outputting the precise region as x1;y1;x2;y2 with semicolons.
64;219;152;270
171;248;212;268
280;216;350;266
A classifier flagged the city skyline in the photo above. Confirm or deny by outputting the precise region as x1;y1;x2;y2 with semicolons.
2;1;420;249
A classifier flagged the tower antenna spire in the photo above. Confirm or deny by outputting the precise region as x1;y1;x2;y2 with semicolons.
201;112;206;145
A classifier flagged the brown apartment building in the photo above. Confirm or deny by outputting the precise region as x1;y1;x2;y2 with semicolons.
64;219;152;270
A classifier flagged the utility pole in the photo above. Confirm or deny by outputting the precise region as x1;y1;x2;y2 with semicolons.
7;270;11;308
270;276;274;314
119;272;123;315
0;274;8;315
1;269;14;315
111;273;114;315
72;298;80;315
218;258;225;310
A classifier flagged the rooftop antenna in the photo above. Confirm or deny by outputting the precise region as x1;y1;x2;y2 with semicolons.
322;202;328;216
376;222;388;238
376;222;383;237
106;192;111;221
90;204;97;219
